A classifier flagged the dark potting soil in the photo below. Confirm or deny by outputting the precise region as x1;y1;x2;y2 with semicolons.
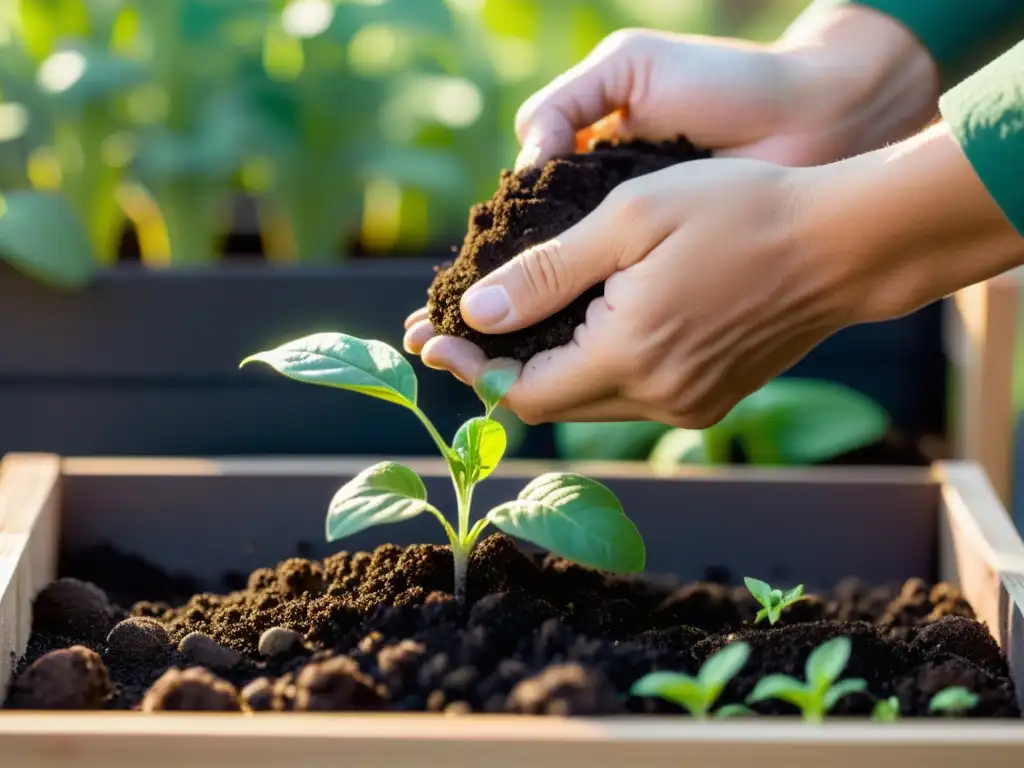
5;534;1018;718
427;137;711;362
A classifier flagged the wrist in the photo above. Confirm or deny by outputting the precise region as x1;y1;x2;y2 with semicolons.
772;3;941;157
795;122;1024;324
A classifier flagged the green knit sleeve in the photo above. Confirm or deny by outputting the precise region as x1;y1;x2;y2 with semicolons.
939;41;1024;236
812;0;1024;86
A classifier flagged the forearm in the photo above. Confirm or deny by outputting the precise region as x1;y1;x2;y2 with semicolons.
801;121;1024;325
774;2;940;155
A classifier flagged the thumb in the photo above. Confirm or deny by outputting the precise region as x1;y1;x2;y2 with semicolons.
460;214;620;335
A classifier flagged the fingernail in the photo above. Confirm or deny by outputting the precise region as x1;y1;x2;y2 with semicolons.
462;285;511;328
514;144;541;171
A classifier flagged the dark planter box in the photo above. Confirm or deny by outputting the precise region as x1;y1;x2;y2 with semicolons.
0;261;945;458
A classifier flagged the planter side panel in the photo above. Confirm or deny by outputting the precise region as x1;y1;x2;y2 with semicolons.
0;455;61;703
60;461;938;593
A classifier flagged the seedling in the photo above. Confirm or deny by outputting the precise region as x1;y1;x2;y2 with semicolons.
241;333;646;601
871;695;901;722
746;636;867;722
744;577;806;625
630;641;755;719
929;686;980;716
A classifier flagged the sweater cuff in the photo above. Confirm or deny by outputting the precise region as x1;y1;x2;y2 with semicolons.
939;41;1024;236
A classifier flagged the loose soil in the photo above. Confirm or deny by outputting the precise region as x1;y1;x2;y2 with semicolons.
6;534;1017;717
427;136;711;362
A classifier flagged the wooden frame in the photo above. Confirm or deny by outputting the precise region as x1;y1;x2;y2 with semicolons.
945;275;1020;505
1;454;1024;767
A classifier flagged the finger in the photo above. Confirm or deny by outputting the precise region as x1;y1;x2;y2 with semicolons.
404;306;429;329
547;398;652;423
402;319;436;356
514;34;640;169
419;335;492;387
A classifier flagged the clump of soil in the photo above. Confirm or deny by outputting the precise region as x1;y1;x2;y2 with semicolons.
5;534;1018;718
427;137;711;362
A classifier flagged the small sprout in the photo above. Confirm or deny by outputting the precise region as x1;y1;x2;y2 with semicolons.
241;333;646;601
929;686;980;716
630;641;755;719
871;695;901;722
744;577;806;625
746;636;867;722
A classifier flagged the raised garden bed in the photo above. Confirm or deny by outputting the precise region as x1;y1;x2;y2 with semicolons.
0;454;1023;765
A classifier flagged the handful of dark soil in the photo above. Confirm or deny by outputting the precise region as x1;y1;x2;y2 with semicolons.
427;137;710;362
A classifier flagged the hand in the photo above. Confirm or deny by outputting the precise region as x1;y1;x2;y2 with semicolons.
406;122;1023;428
512;4;939;170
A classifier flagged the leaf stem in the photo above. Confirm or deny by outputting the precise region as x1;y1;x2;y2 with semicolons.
413;408;456;462
452;541;469;602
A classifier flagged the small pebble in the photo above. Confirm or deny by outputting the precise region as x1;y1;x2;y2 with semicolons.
7;646;111;709
141;667;241;712
178;632;242;671
259;626;302;658
106;617;171;664
240;677;274;711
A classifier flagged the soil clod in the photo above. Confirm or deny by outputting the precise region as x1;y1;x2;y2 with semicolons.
105;617;171;665
32;578;114;643
6;646;110;709
141;667;242;712
427;137;710;361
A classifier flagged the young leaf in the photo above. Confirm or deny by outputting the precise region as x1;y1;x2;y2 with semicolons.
696;642;750;702
486;473;645;573
747;674;810;709
768;607;782;624
629;672;706;715
805;637;852;689
822;678;867;710
452;416;507;482
241;333;418;408
929;687;980;714
872;696;901;722
754;607;770;624
780;585;805;604
743;577;772;606
474;361;519;413
714;703;756;719
326;461;431;541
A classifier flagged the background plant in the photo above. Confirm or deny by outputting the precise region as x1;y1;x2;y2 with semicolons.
555;379;890;467
241;331;646;600
747;636;867;721
0;0;810;275
929;686;980;716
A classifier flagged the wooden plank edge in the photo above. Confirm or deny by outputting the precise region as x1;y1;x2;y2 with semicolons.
0;453;62;706
59;455;935;485
945;277;1019;505
934;460;1024;711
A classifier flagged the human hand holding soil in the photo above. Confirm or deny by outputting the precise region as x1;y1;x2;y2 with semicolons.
408;122;1021;428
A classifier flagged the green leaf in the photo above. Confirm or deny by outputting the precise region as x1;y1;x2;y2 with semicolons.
929;687;980;714
452;416;506;482
754;607;770;624
767;607;782;624
805;637;852;689
649;427;706;468
697;642;750;703
326;461;429;541
241;332;418;408
474;362;519;413
729;378;890;465
629;672;707;716
554;421;673;461
780;584;805;605
872;696;901;723
747;674;810;709
743;577;772;607
486;473;645;573
0;191;94;289
823;678;867;711
714;703;756;719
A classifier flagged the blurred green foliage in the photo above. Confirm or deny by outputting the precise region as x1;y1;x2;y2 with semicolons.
0;0;808;278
